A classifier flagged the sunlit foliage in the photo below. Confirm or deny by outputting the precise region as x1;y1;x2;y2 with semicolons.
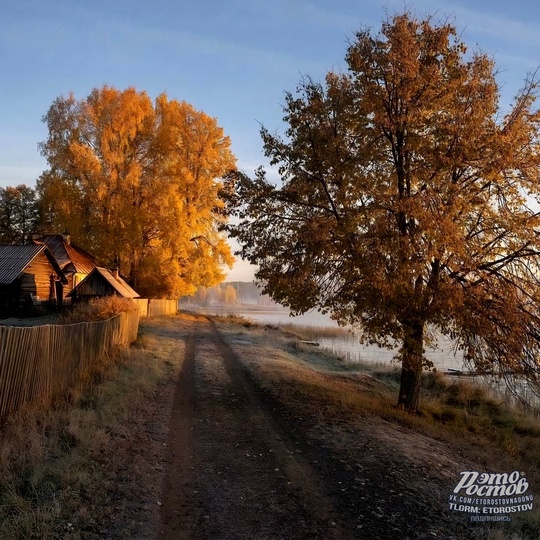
38;86;236;298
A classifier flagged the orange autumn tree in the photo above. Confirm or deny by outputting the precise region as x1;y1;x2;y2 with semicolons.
225;13;540;411
38;86;236;298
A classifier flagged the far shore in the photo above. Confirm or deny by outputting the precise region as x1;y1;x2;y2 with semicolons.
180;302;288;312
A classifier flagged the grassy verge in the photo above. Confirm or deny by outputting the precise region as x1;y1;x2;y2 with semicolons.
275;321;354;340
0;320;183;540
215;318;540;539
275;322;540;443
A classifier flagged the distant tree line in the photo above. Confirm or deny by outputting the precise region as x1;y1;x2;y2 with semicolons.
0;185;40;244
188;281;277;306
192;283;238;305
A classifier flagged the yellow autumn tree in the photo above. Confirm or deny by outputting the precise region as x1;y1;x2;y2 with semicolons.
37;86;236;298
225;13;540;411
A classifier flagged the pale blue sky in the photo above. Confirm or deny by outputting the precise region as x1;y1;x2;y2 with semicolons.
1;0;539;279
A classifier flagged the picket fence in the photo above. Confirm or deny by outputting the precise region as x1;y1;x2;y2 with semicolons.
0;309;140;421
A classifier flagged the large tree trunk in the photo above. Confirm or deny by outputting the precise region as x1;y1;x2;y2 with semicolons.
397;320;424;412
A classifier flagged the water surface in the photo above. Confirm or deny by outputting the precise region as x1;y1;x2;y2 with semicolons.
183;305;466;372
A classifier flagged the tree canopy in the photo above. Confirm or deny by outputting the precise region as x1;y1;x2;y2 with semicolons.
38;86;236;298
225;13;540;411
0;185;39;244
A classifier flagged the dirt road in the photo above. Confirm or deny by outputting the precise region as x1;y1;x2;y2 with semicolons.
153;316;481;540
159;318;351;539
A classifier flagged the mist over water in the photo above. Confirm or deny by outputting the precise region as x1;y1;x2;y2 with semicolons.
183;304;466;372
317;334;465;371
182;296;540;409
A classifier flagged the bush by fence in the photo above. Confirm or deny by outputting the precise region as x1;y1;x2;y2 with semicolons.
0;309;140;421
132;299;178;318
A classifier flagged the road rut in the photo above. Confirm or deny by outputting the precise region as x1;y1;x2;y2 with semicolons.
158;317;352;540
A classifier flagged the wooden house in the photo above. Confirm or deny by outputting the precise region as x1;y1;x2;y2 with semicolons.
33;234;97;295
0;245;67;317
67;267;140;301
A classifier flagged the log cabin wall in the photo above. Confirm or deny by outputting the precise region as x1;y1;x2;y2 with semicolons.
63;274;74;296
0;245;66;317
20;250;57;300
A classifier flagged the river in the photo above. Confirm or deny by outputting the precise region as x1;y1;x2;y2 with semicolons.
182;303;540;410
181;304;466;372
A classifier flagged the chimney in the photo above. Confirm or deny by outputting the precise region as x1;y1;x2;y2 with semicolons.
112;256;120;280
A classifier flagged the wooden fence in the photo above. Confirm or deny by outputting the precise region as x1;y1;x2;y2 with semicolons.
132;298;149;318
0;309;140;421
132;299;178;318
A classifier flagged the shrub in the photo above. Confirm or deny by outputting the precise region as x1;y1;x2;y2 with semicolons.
59;296;135;324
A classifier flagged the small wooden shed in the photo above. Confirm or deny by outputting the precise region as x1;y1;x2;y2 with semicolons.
67;267;140;301
0;244;67;317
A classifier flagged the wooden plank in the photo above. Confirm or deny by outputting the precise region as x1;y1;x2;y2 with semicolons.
0;309;142;421
0;327;19;418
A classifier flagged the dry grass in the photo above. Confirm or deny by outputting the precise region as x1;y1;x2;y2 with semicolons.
222;320;540;469
276;322;354;340
215;313;256;327
219;320;540;539
59;296;135;324
0;322;182;539
278;335;540;456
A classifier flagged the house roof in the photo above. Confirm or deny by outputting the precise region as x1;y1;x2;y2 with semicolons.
0;244;67;285
67;267;140;299
34;235;96;274
94;267;140;298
